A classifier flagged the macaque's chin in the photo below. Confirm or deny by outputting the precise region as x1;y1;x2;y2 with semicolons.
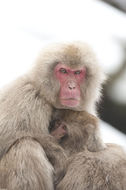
60;99;79;107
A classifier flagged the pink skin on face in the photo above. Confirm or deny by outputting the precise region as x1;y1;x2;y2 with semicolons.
51;123;67;140
54;63;86;107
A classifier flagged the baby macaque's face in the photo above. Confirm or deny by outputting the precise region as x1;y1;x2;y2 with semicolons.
50;119;67;141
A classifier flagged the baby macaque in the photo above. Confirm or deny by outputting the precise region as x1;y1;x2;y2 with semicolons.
49;110;106;187
50;110;105;156
49;110;126;190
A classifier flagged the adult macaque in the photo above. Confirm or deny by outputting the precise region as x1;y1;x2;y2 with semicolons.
0;42;106;189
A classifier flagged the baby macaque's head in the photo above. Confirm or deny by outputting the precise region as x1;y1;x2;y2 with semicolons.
49;110;104;153
49;110;98;141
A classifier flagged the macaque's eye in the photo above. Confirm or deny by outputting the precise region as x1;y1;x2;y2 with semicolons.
74;70;81;75
59;68;67;74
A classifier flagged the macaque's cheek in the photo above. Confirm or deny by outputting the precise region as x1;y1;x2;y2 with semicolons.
59;86;81;107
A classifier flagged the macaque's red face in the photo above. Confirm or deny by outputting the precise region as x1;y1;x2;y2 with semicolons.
54;63;86;107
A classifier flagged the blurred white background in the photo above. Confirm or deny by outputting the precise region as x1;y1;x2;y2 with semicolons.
0;0;126;148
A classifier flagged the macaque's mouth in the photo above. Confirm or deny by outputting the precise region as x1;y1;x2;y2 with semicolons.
60;98;79;107
61;97;80;101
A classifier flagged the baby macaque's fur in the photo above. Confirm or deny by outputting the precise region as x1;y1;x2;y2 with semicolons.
50;110;105;155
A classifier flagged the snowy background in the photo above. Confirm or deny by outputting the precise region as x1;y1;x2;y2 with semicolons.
0;0;126;149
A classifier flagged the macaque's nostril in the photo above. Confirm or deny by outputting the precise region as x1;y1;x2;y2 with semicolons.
68;81;76;90
69;86;75;90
